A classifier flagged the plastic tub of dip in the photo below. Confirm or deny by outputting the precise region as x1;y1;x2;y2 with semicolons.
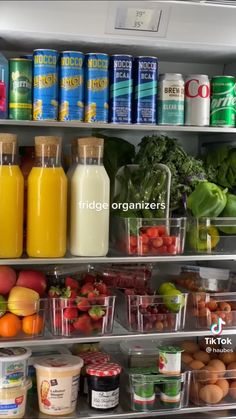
0;378;31;418
0;347;31;388
158;346;183;375
34;355;83;416
87;362;122;410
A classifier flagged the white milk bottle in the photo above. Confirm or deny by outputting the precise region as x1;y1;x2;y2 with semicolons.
70;137;110;256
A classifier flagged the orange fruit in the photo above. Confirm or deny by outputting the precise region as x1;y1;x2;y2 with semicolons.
22;314;44;335
0;313;21;337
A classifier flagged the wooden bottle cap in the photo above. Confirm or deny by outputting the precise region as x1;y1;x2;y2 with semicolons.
78;137;104;159
0;133;17;154
35;136;61;158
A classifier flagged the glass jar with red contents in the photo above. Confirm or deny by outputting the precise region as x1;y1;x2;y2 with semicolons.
86;362;122;410
78;352;110;394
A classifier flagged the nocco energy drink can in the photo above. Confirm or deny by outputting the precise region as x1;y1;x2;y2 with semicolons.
109;54;133;123
9;58;32;120
59;51;84;121
210;76;236;127
85;53;109;123
185;75;210;126
33;49;59;120
133;56;158;124
158;74;184;125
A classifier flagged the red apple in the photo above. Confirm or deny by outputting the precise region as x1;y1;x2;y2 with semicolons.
0;266;17;295
16;270;47;297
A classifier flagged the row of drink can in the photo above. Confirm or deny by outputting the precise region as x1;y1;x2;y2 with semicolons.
8;49;236;127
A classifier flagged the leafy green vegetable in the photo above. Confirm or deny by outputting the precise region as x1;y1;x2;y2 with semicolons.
136;135;207;212
204;144;236;189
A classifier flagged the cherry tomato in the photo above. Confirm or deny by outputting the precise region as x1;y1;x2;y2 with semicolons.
152;237;163;248
167;245;177;254
139;234;149;245
129;246;137;255
129;235;137;247
157;226;166;236
140;244;149;254
157;245;168;254
163;236;173;246
146;227;159;238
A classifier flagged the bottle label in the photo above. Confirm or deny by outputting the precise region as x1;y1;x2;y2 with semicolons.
0;81;6;112
91;388;119;409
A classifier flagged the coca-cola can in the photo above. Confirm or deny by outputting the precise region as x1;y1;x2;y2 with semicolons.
185;75;210;126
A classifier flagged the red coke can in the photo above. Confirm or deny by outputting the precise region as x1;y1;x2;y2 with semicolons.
185;75;210;126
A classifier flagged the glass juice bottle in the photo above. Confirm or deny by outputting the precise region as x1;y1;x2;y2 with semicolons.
70;137;110;256
27;136;67;257
0;133;24;257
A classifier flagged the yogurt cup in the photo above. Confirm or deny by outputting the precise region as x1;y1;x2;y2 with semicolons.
158;346;183;375
0;347;32;388
0;378;31;418
34;355;84;415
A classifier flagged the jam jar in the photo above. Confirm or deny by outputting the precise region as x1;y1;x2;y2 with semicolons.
87;362;122;410
78;352;110;394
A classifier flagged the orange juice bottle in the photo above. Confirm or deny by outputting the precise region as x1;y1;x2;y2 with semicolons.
27;136;67;257
0;133;24;258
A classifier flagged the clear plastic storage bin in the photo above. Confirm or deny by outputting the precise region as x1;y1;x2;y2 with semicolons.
190;292;236;330
190;369;236;406
0;299;47;340
99;264;152;289
120;341;159;368
113;289;187;333
111;217;186;256
186;217;236;253
129;370;189;412
49;296;116;337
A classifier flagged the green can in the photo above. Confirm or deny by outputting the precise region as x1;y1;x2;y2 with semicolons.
9;58;32;120
210;76;236;127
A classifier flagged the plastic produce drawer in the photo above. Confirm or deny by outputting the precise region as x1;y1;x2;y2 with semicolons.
186;217;236;253
113;289;187;333
49;296;116;337
111;217;186;256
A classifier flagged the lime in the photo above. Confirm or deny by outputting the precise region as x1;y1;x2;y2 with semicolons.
159;282;176;295
0;295;6;318
163;289;185;312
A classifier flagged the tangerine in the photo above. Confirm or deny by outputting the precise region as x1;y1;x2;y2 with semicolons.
22;314;44;335
0;313;21;337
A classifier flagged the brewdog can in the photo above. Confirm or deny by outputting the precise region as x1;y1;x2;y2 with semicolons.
210;76;236;127
9;58;32;120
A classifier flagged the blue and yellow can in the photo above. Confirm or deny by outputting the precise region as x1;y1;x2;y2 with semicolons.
59;51;84;121
133;56;158;124
85;53;109;123
109;54;133;124
33;49;59;120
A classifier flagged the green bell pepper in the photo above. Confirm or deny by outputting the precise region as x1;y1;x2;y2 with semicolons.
219;193;236;234
187;182;227;217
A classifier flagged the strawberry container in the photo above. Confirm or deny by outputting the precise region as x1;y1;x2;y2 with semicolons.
97;264;152;289
189;369;236;407
110;217;186;256
129;369;189;412
186;217;236;254
189;292;236;330
49;295;116;337
0;299;47;340
113;289;187;333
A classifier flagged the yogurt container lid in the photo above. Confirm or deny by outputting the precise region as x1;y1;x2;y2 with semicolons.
158;346;183;353
0;347;31;361
78;351;110;365
87;362;122;377
34;355;84;371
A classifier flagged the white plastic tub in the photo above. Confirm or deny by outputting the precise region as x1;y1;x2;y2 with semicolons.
0;378;31;418
0;347;31;388
34;355;84;415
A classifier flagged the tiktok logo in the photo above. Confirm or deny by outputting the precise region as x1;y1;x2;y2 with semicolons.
210;317;226;336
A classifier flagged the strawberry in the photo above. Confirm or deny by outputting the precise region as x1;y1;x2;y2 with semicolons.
88;306;105;321
63;307;78;320
73;314;92;334
87;290;99;301
61;287;77;299
95;282;107;295
81;283;95;296
77;297;90;312
65;277;79;290
48;286;62;298
92;319;103;332
53;312;62;329
82;273;96;284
